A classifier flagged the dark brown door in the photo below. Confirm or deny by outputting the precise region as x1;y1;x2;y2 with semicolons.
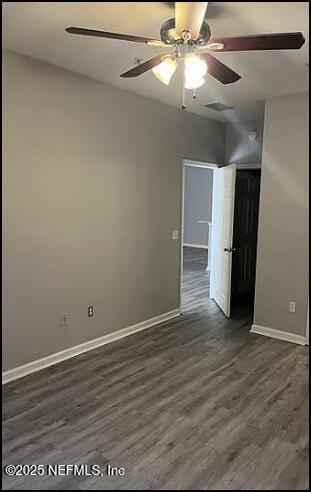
231;170;261;303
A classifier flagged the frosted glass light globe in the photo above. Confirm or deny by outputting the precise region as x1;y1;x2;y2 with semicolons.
184;53;207;90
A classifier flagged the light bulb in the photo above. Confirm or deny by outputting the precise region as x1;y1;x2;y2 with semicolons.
184;53;207;90
152;57;177;85
185;76;205;90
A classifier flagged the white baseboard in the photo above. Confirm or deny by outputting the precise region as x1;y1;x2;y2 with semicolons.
2;309;180;385
250;324;307;346
183;243;208;249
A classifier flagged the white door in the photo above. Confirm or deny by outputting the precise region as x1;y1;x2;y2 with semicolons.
210;165;236;317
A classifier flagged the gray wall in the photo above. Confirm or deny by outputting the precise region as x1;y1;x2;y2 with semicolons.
254;92;309;337
2;50;225;371
183;166;213;247
225;119;264;165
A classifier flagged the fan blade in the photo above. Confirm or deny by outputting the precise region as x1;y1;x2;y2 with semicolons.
120;54;170;78
147;40;172;48
200;53;241;84
65;27;161;45
207;32;305;52
175;2;208;40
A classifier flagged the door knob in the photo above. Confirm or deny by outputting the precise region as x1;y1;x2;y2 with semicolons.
224;247;238;252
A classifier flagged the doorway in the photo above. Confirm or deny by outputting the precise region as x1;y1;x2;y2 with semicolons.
180;161;261;321
230;169;261;315
180;160;217;312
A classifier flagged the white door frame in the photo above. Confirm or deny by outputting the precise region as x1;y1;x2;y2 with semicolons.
306;294;309;345
179;160;262;313
179;159;219;310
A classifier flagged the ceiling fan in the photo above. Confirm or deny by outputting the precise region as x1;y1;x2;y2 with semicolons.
65;2;305;109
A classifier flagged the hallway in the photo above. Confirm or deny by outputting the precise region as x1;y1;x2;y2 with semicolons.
182;246;255;319
181;246;210;312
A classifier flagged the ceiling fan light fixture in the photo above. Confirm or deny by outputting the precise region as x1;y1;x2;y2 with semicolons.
152;57;177;85
185;76;205;90
184;53;207;89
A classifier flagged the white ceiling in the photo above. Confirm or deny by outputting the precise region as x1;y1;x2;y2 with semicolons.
2;2;309;123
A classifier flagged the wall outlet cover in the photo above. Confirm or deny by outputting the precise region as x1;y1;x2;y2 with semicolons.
172;230;179;240
288;301;296;313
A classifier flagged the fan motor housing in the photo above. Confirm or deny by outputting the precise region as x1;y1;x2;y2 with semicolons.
160;18;211;46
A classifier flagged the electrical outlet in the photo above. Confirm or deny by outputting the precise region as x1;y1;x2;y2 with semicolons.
88;306;94;317
288;301;296;313
60;313;69;327
172;230;179;240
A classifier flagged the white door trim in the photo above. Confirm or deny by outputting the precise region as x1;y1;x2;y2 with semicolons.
180;159;219;310
184;159;219;170
180;161;262;312
306;294;309;345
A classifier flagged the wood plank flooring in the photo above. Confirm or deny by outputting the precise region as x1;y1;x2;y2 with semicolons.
182;246;210;312
2;247;309;490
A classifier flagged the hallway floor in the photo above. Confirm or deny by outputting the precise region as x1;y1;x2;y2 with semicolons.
181;246;210;312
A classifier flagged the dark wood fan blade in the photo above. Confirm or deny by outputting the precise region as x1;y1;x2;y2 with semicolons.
200;53;241;84
208;32;305;51
120;54;170;78
65;27;161;45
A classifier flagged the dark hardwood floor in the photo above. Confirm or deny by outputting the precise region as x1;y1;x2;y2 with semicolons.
2;247;309;490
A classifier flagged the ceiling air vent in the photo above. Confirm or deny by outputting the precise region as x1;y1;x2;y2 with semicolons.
204;102;234;111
